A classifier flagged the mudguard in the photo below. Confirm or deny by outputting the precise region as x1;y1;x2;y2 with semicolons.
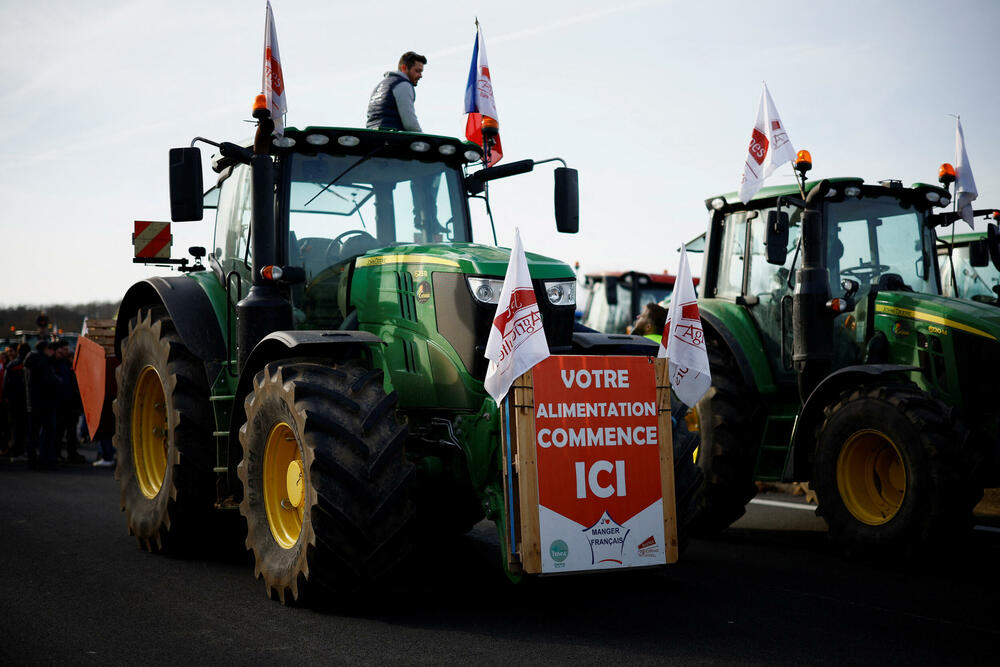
226;330;387;480
699;303;776;393
783;363;919;481
115;276;228;373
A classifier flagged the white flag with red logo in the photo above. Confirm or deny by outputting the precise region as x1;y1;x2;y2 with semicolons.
263;1;287;135
955;117;978;228
464;21;503;166
658;246;711;407
484;228;549;403
737;82;796;204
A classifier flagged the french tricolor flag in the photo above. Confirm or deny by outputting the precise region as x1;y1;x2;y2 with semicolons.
464;22;503;166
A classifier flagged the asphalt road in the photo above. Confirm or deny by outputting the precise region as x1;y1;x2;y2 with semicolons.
2;451;999;665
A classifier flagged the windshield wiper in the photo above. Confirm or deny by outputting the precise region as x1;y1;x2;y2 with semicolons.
304;145;384;208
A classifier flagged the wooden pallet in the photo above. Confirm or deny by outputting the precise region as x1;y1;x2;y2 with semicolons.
83;319;116;357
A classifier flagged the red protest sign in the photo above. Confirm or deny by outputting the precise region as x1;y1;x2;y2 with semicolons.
530;355;666;571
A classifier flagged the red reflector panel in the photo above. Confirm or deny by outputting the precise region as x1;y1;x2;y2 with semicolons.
133;221;172;259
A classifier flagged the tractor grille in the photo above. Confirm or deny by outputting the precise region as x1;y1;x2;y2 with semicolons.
395;271;418;322
433;273;575;381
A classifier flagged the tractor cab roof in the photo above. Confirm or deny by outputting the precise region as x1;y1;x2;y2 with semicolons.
704;178;951;212
584;271;678;286
212;126;484;174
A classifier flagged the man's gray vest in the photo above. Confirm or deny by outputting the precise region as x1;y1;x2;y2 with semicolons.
366;74;410;130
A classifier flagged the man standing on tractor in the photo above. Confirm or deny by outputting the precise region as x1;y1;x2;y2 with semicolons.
366;51;426;132
365;50;440;240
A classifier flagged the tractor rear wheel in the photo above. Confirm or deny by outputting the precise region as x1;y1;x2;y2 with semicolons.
113;306;215;552
813;383;981;551
688;335;761;534
238;360;415;605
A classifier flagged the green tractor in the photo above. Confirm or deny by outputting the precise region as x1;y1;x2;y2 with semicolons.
688;168;1000;551
100;106;702;603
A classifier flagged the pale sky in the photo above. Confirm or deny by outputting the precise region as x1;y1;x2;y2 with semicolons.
1;0;997;306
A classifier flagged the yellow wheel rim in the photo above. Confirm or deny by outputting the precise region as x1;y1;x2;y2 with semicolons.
263;422;304;549
131;366;168;499
836;429;906;525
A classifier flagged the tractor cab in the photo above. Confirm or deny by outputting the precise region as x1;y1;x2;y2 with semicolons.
206;128;482;330
198;126;579;336
703;178;948;382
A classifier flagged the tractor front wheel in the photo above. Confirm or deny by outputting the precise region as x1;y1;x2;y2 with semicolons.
113;306;215;552
238;360;415;605
813;383;980;550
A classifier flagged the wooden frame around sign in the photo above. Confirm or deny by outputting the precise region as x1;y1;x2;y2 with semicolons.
500;357;678;574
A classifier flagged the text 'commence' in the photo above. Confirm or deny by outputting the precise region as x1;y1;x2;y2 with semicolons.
537;425;658;448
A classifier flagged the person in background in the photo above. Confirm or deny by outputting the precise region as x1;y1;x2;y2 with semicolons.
631;302;669;343
3;344;29;462
24;340;60;468
52;339;85;463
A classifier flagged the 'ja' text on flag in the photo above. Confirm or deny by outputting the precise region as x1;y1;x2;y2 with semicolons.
658;246;711;407
738;82;795;204
263;1;287;135
484;228;549;403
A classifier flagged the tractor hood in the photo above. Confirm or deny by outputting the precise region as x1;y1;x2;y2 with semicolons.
877;291;1000;342
352;242;575;279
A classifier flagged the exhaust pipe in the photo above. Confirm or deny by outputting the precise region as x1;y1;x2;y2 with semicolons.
792;180;832;401
236;112;292;372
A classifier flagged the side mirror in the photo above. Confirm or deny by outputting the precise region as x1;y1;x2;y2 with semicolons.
988;223;1000;271
969;239;989;267
765;210;789;265
604;277;619;306
554;167;579;234
169;147;204;222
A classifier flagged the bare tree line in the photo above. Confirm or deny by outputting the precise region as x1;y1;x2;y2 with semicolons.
1;302;121;337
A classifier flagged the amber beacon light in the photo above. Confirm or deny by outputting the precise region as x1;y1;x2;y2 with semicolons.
253;94;269;118
938;162;956;186
794;150;813;176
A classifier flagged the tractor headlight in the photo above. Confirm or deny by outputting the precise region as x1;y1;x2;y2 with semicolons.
544;280;576;306
467;277;504;304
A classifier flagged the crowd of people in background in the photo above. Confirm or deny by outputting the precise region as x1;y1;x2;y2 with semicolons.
0;339;114;469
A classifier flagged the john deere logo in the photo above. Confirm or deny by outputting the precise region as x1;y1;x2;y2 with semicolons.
415;280;432;303
549;539;569;562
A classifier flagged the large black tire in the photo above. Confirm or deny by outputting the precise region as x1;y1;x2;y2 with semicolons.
238;360;415;605
688;335;762;534
113;305;216;552
813;382;982;551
